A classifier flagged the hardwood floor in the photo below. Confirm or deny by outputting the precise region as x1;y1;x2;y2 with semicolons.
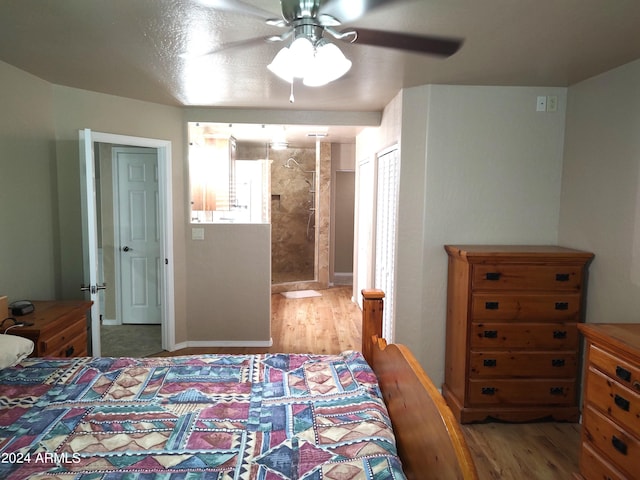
155;286;362;356
158;285;581;479
462;421;581;479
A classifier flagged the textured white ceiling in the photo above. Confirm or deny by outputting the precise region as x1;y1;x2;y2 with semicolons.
2;0;640;143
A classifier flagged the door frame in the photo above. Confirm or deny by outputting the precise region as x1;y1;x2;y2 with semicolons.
112;146;162;326
84;131;175;354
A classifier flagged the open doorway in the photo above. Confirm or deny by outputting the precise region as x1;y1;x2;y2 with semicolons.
95;145;162;356
80;131;175;357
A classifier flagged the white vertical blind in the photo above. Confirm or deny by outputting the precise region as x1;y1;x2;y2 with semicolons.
375;146;400;342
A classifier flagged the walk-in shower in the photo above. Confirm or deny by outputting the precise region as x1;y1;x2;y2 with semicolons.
270;149;317;284
283;157;316;240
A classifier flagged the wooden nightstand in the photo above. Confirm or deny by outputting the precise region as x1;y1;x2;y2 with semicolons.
4;300;92;357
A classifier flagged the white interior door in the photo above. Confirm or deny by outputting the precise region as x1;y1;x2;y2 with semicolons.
355;156;374;309
114;147;161;325
79;128;104;356
374;146;400;343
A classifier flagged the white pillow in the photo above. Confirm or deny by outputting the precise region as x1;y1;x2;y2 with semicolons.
0;333;34;368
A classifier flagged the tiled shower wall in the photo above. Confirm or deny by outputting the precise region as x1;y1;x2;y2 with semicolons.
270;147;316;284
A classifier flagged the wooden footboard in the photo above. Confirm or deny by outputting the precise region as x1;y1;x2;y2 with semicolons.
362;289;478;480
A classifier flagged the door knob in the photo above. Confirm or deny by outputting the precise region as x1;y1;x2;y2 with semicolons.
123;246;133;252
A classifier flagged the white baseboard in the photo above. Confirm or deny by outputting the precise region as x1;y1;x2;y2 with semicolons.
169;338;274;351
101;318;119;326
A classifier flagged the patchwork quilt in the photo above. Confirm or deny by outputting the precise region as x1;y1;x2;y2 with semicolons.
0;352;406;479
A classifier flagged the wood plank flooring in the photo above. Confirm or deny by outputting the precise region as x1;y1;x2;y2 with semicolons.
158;285;581;479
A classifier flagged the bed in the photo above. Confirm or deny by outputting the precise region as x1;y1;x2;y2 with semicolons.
0;289;477;480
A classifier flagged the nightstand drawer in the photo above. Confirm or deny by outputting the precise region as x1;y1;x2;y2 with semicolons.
47;331;87;358
468;378;576;405
473;264;584;291
40;318;86;356
471;293;581;321
589;344;640;394
583;405;640;479
470;351;577;378
586;367;640;439
470;323;578;349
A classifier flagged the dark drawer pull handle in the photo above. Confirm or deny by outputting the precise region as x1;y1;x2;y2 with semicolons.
485;301;499;310
481;387;496;395
555;302;569;310
551;359;565;367
634;381;640;392
553;330;567;339
485;272;501;281
616;366;632;382
556;273;570;281
483;330;498;338
611;436;628;455
614;394;630;412
549;387;565;395
483;359;497;367
65;346;75;357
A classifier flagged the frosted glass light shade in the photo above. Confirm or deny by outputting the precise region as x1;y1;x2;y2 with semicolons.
268;37;351;87
267;47;294;83
303;41;352;87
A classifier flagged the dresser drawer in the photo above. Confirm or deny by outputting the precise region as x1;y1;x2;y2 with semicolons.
470;351;577;378
583;405;640;479
586;367;640;439
468;378;576;405
589;344;640;395
48;331;87;358
473;264;584;291
39;318;86;356
471;293;581;322
579;442;627;480
471;323;578;349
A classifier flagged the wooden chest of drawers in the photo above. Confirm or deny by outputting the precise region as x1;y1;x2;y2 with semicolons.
575;324;640;480
5;300;92;357
442;245;594;423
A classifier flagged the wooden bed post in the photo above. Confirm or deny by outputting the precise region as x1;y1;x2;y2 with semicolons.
361;289;384;364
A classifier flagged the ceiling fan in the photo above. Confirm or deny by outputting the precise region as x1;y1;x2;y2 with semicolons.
196;0;463;88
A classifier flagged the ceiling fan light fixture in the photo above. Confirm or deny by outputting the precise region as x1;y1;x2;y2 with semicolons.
303;41;352;87
267;47;294;83
268;33;351;87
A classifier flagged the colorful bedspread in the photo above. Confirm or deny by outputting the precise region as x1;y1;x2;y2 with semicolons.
0;352;406;479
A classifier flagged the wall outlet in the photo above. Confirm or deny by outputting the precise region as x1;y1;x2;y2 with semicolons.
536;96;547;112
547;95;558;112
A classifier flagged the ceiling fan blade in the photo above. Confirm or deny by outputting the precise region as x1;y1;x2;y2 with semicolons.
344;27;463;57
194;0;278;21
319;0;407;23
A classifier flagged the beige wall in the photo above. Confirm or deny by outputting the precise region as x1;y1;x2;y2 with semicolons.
185;223;271;345
0;62;57;300
356;85;570;385
560;58;640;324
